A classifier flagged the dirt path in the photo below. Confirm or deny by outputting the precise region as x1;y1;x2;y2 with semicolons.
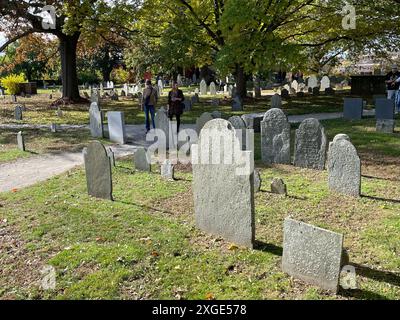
0;145;136;193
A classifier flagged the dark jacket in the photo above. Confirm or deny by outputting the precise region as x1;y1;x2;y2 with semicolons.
168;89;185;116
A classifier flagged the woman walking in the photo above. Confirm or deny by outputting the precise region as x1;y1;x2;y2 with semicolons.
168;81;185;132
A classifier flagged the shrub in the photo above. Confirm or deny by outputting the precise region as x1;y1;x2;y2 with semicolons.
111;68;131;84
0;73;27;95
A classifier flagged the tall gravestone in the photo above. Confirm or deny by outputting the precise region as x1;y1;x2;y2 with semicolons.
107;111;127;144
294;118;327;170
196;112;213;134
343;98;363;120
375;98;395;133
155;108;170;149
228;116;247;150
320;76;330;91
134;147;151;172
308;75;318;89
84;141;113;200
209;82;217;95
192;119;255;248
200;80;207;95
14;105;23;120
328;134;361;197
89;102;104;138
282;218;343;293
261;108;291;164
271;94;282;108
17;131;25;151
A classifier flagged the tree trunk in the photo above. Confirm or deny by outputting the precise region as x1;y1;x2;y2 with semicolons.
58;32;82;102
235;64;247;99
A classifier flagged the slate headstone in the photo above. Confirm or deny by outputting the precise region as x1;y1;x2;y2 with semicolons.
134;147;151;172
107;147;116;167
375;98;394;120
196;112;213;134
254;170;261;193
232;95;243;111
271;94;282;108
161;159;174;180
328;134;361;197
84;141;113;200
107;111;127;144
282;218;343;293
271;178;287;195
14;105;23;120
343;98;363;120
294;118;327;170
211;111;222;119
281;89;289;99
312;87;320;96
89;102;104;138
155;108;170;148
228;115;247;150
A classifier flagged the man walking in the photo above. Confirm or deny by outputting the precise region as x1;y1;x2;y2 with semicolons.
142;80;158;133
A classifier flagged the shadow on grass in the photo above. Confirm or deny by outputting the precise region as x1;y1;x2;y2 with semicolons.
116;200;176;215
362;175;399;182
339;288;390;300
353;263;400;287
254;240;283;257
361;194;400;204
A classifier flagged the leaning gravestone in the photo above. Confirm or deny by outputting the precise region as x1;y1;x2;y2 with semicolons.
200;80;207;95
328;134;361;197
107;147;116;167
232;95;243;111
282;217;343;293
107;111;127;144
196;112;213;134
134;147;151;172
261;108;291;165
343;98;363;120
14;105;23;120
17;131;25;151
161;159;174;180
192;119;255;248
228;116;247;150
84;141;113;200
271;94;282;108
209;82;217;95
254;170;261;193
271;178;287;195
89;102;104;138
294;118;327;170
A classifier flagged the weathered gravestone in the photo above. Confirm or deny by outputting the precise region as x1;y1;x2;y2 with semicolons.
14;105;23;120
84;141;113;200
89;102;104;138
308;75;318;89
209;82;217;95
155;107;170;149
291;80;299;92
375;98;394;120
107;111;127;144
328;134;361;197
320;76;331;91
183;99;192;111
294;118;327;170
270;93;282;108
200;80;207;95
134;147;151;172
261;108;291;165
107;147;116;167
211;111;222;119
232;95;243;111
271;178;287;195
17;131;25;151
282;217;343;293
161;159;174;180
254;169;261;193
192;119;255;248
376;120;395;133
196;112;213;134
343;98;363;120
228;116;247;150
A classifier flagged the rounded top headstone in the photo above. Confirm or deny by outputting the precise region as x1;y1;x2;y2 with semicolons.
333;134;350;143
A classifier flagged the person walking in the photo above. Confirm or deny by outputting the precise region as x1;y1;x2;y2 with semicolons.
168;81;185;132
142;80;158;133
385;65;400;101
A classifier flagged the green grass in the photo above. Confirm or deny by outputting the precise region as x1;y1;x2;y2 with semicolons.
0;117;399;300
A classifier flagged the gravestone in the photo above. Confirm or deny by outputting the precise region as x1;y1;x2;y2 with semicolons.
14;105;23;120
328;134;361;197
209;82;217;95
308;75;318;89
261;108;291;165
183;99;192;111
254;170;261;193
211;98;219;107
232;95;243;111
271;178;287;195
320;76;331;91
17;131;25;151
228;116;247;150
89;102;104;138
376;120;395;134
192;119;255;248
196;112;213;134
107;147;116;167
282;218;343;293
191;93;199;104
155;108;170;148
211;111;222;119
84;141;113;200
271;94;282;108
200;80;207;95
375;98;394;120
107;111;127;144
291;80;299;92
325;87;335;95
294;118;327;170
312;87;320;96
281;89;289;99
161;159;174;180
343;98;363;120
373;94;386;105
134;147;151;172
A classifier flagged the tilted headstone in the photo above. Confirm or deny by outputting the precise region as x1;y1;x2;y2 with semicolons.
84;141;113;200
209;82;217;95
196;112;213;134
294;118;327;170
282;218;343;293
375;98;394;120
232;95;243;111
134;147;151;172
328;134;361;197
320;76;330;91
271;178;287;195
192;119;255;248
261;108;291;165
89;102;104;138
271;94;282;108
200;80;207;95
14;105;23;120
343;98;363;120
161;159;174;180
107;111;127;144
17;131;25;151
228;116;247;150
107;147;116;167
